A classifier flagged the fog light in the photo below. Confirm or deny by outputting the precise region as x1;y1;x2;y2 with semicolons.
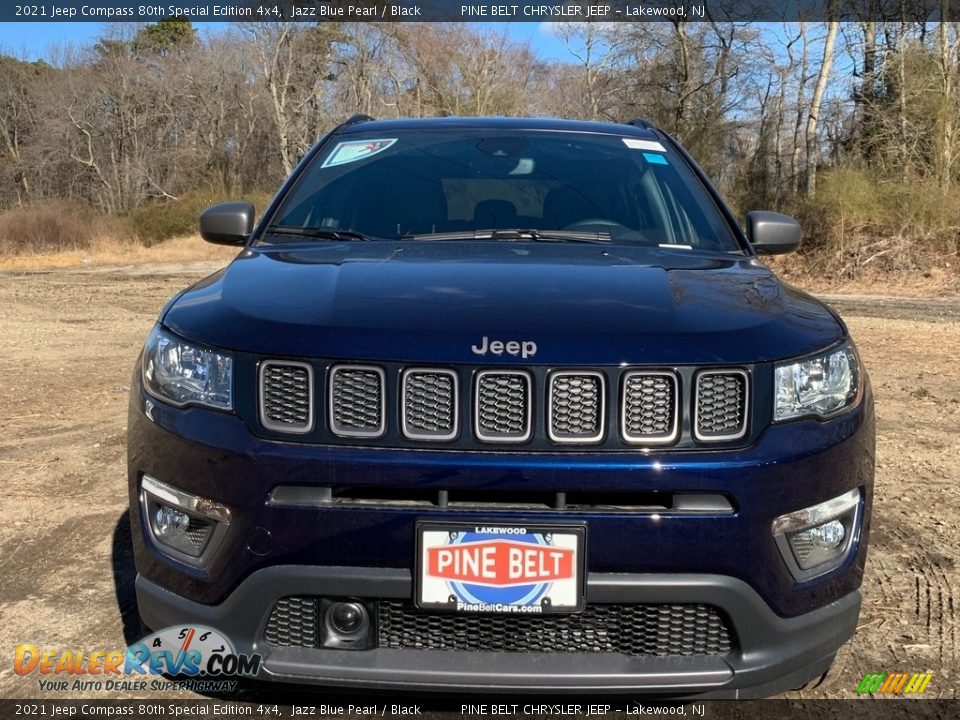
330;602;366;635
786;519;846;569
773;489;861;579
140;474;230;564
155;505;190;535
321;599;374;650
811;519;845;548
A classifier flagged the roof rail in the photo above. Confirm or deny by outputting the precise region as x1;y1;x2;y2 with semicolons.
626;118;657;130
344;113;375;126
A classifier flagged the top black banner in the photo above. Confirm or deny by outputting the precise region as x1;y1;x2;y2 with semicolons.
4;0;960;23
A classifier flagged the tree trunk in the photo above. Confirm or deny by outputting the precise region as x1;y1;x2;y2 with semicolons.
937;6;955;190
790;22;808;195
805;20;838;196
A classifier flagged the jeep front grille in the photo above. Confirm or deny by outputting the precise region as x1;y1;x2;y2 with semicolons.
401;369;458;441
259;361;313;433
621;372;679;444
548;372;605;443
329;365;386;438
474;371;532;442
257;361;752;448
694;370;748;441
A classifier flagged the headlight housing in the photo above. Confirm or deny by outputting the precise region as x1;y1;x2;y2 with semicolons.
142;325;233;410
774;341;860;422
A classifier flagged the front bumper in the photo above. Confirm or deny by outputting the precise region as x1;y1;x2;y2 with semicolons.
137;567;860;698
128;373;873;696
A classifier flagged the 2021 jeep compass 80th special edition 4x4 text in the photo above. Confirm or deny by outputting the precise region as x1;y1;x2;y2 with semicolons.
128;116;874;698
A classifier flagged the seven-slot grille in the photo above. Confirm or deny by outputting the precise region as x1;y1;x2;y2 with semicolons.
329;365;386;438
694;370;749;441
259;361;313;433
621;372;679;444
549;372;605;443
258;362;750;446
474;370;532;442
401;369;458;441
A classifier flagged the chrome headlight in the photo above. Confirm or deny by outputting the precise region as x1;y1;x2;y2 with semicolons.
774;341;860;422
142;326;233;410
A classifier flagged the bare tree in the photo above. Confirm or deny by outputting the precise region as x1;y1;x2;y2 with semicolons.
806;19;839;195
552;23;627;119
788;22;810;194
0;56;46;204
243;23;340;174
936;8;959;189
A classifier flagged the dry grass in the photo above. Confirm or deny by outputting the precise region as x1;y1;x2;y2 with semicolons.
766;256;960;298
0;201;124;256
0;234;238;271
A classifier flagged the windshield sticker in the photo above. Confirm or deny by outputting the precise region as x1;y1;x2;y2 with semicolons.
321;138;397;168
643;152;669;165
623;138;666;152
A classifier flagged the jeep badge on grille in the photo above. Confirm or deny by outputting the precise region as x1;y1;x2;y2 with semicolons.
471;336;537;359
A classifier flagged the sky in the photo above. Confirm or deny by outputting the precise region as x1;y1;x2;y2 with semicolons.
0;21;571;62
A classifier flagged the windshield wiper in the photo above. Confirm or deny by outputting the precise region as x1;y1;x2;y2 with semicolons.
403;228;612;244
265;225;377;242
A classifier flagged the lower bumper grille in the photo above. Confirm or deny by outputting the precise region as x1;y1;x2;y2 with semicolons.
264;597;734;657
264;596;319;648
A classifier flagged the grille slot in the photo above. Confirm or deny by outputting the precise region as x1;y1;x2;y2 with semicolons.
329;365;386;438
694;370;748;441
621;372;679;445
474;371;532;443
548;372;605;444
264;597;319;648
401;369;459;441
378;601;732;657
259;361;314;433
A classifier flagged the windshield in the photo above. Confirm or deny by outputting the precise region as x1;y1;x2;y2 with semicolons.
264;129;741;251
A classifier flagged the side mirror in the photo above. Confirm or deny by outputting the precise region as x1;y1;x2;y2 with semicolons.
199;201;255;246
745;211;802;255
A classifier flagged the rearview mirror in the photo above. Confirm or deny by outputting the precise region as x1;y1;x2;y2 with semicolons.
746;211;802;255
199;201;255;246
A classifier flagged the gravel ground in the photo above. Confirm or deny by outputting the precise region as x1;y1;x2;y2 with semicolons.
0;263;957;702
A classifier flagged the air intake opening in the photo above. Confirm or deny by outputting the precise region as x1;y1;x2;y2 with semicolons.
694;369;749;442
259;361;314;434
329;365;386;438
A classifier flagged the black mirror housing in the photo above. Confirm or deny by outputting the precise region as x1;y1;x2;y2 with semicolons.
200;202;255;246
746;211;802;255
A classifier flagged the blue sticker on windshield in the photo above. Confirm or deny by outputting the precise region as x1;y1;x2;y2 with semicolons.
321;139;397;168
643;152;669;165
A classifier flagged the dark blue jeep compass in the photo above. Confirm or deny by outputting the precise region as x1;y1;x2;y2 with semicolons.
128;116;874;698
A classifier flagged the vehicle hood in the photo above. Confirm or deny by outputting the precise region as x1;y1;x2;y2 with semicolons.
162;243;843;365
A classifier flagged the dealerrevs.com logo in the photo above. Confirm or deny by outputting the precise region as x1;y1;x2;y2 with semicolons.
14;625;261;692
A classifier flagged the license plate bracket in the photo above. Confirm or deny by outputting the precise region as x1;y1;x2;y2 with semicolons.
415;522;586;614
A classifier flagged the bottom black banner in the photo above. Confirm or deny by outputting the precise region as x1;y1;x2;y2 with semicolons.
0;699;955;720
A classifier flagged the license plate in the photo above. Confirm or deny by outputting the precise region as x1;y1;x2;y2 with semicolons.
416;522;586;614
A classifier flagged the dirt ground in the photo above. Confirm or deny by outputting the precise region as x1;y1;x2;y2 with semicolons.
0;261;958;701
